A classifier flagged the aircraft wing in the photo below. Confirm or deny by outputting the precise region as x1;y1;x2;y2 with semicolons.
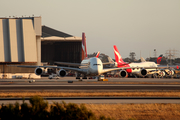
8;65;88;74
57;66;88;73
8;65;58;68
101;66;158;74
101;65;179;75
102;62;113;65
7;65;57;68
54;62;87;67
158;65;179;69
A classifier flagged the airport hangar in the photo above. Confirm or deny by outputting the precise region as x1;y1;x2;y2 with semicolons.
0;17;82;79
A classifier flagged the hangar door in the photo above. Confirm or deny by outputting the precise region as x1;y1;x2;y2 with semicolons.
41;41;81;64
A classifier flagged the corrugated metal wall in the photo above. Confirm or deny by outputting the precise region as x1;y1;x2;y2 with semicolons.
0;20;5;62
0;18;37;63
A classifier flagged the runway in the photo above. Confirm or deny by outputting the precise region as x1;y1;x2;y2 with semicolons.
0;97;180;104
1;77;180;83
0;77;180;104
0;77;180;91
0;84;180;91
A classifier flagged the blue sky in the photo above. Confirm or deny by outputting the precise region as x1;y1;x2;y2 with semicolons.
1;0;180;59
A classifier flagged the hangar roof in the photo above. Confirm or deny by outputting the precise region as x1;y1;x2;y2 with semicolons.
42;25;73;37
41;25;82;41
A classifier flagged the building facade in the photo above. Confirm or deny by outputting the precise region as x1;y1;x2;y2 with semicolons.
0;17;82;79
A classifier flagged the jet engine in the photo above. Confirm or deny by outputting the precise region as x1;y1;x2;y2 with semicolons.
58;69;66;77
169;70;175;76
140;69;147;76
35;67;43;75
159;71;166;77
165;69;175;76
119;70;128;78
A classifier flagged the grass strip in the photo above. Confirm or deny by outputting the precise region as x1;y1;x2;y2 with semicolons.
85;103;180;120
87;81;180;85
0;91;180;97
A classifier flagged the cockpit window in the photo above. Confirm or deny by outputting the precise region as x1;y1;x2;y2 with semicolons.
93;64;101;66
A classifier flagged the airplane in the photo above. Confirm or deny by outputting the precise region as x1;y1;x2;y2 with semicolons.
54;51;100;79
153;54;179;77
140;55;166;77
141;54;180;77
9;33;156;80
113;45;165;78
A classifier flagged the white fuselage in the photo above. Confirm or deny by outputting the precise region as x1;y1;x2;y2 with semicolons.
80;57;103;76
125;62;158;75
132;62;157;71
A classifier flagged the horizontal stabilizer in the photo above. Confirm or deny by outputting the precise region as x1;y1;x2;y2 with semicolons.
141;57;146;62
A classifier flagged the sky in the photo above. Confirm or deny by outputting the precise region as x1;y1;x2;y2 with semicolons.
0;0;180;59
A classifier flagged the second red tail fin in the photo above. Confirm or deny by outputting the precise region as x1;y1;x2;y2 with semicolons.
81;33;87;60
95;51;100;58
156;54;163;64
113;45;126;65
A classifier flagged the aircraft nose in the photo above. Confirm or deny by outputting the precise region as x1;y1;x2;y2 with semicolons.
92;65;101;74
97;65;102;74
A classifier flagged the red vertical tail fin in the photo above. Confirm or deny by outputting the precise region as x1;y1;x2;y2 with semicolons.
95;51;100;58
113;45;126;65
81;33;87;60
156;54;163;64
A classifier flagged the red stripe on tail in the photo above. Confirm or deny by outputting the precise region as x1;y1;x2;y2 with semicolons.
81;33;87;60
96;51;100;58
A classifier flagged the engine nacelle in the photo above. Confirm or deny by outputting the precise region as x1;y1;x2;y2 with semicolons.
169;70;175;76
140;69;147;76
35;67;43;75
119;70;128;78
159;71;166;77
58;69;66;77
164;69;170;75
165;69;174;76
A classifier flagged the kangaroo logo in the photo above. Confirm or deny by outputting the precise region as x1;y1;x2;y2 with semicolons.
114;48;122;64
82;44;85;53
